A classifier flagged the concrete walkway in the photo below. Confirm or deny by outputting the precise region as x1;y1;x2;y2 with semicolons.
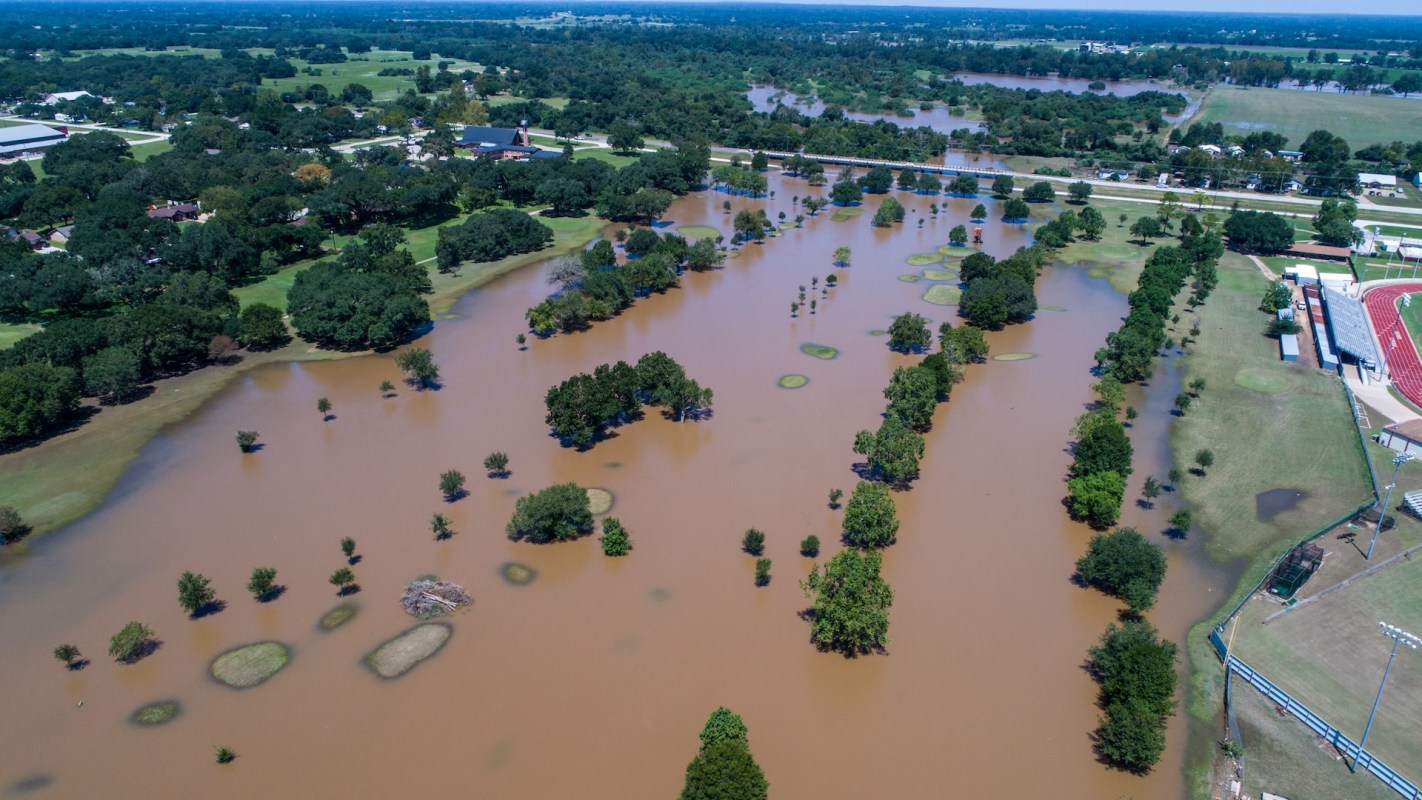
1345;371;1419;426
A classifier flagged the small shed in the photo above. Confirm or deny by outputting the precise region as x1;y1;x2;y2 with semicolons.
1276;307;1295;321
1279;334;1299;362
1320;273;1354;292
1284;264;1319;285
1381;420;1422;458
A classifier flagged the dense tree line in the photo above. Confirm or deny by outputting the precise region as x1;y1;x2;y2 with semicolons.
1088;620;1179;772
544;352;712;448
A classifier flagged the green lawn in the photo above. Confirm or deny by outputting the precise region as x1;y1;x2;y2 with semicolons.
262;50;486;103
0;322;42;350
128;140;172;162
233;210;604;312
1179;249;1377;797
1194;84;1421;151
1232;680;1399;800
1172;253;1373;564
1229;556;1422;777
573;149;639;168
1399;292;1422;354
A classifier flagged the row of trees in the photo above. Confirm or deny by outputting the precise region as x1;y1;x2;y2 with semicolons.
527;233;721;335
544;352;713;448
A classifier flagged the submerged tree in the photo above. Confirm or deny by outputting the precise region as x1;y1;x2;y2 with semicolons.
801;549;893;654
680;708;768;800
247;567;279;600
483;451;510;477
236;430;260;453
396;348;440;389
177;571;217;616
506;482;593;543
108;621;156;663
842;481;899;549
1076;527;1167;613
329;567;356;594
741;528;766;555
53;644;82;668
439;469;466;500
601;517;631;556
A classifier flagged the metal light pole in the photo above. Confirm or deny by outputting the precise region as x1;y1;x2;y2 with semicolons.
1367;452;1413;560
1352;622;1420;772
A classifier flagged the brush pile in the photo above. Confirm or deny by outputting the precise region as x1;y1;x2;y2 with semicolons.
401;580;473;618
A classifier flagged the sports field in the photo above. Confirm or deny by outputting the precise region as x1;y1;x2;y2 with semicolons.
1193;84;1421;152
1228;553;1422;777
1401;292;1422;354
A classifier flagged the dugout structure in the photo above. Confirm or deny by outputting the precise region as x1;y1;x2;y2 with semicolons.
1268;542;1324;599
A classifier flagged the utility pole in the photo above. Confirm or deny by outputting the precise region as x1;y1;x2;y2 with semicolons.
1352;622;1419;772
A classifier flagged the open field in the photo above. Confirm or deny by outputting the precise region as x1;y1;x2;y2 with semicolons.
1229;553;1422;776
261;49;485;102
1171;254;1373;564
1181;249;1378;795
1232;678;1399;800
1194;84;1421;152
60;46;226;60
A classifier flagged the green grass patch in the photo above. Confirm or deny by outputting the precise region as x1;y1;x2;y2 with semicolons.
210;642;291;689
830;206;864;222
921;268;957;281
318;603;358;631
499;562;537;586
992;352;1036;361
1038;304;1067;312
586;487;614;515
1194;84;1420;151
1232;681;1398;800
128;140;172;162
364;623;452;679
778;374;808;389
897;274;921;282
922;285;962;306
1230;558;1422;775
574;149;639;168
906;252;944;266
0;322;42;350
800;343;838;360
130;700;180;726
868;329;887;336
1233;367;1291;394
1398;293;1422;355
1172;252;1373;565
676;225;720;240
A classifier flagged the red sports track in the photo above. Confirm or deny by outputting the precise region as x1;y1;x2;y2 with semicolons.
1363;283;1422;407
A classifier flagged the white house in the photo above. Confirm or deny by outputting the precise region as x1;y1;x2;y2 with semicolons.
1198;144;1222;158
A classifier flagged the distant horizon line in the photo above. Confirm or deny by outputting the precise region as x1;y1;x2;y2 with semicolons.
14;0;1422;18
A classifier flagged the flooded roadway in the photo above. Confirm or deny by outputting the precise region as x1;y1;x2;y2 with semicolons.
0;176;1235;798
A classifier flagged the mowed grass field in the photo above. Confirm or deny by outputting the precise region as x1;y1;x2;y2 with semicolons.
1229;555;1422;777
1232;678;1399;800
262;49;485;102
1172;251;1373;563
1400;292;1422;354
1194;84;1421;152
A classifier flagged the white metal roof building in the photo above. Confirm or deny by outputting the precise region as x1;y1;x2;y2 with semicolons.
0;123;67;157
1358;172;1398;189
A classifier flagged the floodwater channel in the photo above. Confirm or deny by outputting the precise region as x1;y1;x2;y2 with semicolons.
0;175;1239;798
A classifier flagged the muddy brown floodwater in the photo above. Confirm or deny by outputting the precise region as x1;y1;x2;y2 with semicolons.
0;176;1237;798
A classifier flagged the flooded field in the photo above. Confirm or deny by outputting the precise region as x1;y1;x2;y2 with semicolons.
0;176;1235;798
950;71;1177;97
746;86;987;135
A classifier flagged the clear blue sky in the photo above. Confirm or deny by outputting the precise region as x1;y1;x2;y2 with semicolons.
607;0;1418;16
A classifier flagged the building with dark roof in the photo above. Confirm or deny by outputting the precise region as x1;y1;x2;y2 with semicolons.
453;125;562;161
